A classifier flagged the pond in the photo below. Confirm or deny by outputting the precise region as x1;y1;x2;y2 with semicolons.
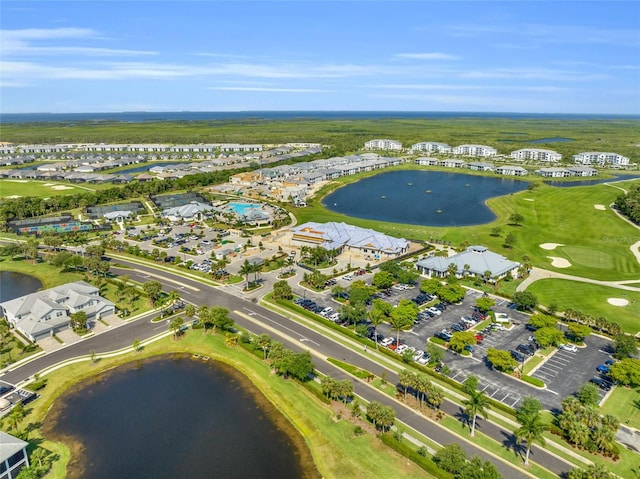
322;170;527;226
44;356;319;479
0;270;43;302
545;174;640;188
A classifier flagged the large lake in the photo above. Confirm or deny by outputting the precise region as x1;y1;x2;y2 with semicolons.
323;170;527;226
0;271;43;302
45;356;319;479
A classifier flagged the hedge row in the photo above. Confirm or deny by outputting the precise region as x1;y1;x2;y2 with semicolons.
380;433;454;479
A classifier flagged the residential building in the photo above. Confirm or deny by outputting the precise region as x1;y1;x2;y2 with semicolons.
415;245;520;280
511;148;562;162
415;157;440;166
411;142;452;154
364;139;403;151
467;161;494;172
567;166;599;177
496;165;529;176
573;152;629;166
161;201;215;222
0;281;115;342
439;158;466;168
452;145;498;157
291;222;409;259
0;431;29;479
536;167;571;178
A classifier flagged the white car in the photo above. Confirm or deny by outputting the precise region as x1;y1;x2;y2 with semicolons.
428;307;442;316
381;337;394;347
413;350;425;361
396;344;409;354
417;354;430;365
559;343;578;353
343;274;353;281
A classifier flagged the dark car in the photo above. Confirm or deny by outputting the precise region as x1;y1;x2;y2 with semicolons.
451;323;465;332
516;344;535;356
589;377;611;391
509;350;525;362
436;332;452;341
596;364;610;374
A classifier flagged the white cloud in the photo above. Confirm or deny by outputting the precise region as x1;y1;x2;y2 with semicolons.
396;52;459;60
459;68;609;82
1;27;97;40
368;83;567;93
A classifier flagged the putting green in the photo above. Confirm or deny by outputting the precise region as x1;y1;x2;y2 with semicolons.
560;246;615;270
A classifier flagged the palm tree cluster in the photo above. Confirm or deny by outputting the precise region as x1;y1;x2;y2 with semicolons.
557;396;619;457
563;308;622;337
398;369;445;411
299;245;338;269
320;376;355;404
366;401;396;432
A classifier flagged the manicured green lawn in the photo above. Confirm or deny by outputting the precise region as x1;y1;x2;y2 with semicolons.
0;179;112;198
600;386;640;430
527;279;640;334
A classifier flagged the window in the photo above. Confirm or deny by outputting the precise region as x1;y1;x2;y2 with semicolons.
7;449;25;468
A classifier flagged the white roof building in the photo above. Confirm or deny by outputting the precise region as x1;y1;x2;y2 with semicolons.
411;142;452;153
364;139;403;151
0;281;115;342
573;152;629;166
0;431;29;479
291;222;409;259
452;145;498;157
161;201;215;222
511;148;562;162
496;165;529;176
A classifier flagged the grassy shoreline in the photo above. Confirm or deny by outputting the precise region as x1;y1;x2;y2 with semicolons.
19;332;430;479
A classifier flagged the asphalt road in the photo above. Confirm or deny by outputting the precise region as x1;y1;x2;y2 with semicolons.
1;257;575;478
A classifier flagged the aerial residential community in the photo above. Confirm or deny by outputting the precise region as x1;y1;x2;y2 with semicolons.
1;1;640;479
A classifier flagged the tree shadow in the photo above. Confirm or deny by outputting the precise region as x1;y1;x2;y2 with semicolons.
453;406;472;429
501;429;525;459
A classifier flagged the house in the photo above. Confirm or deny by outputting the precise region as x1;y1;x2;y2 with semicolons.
415;246;520;281
291;222;409;259
536;167;571;178
0;431;30;479
415;157;440;166
411;142;452;154
496;165;528;176
567;166;599;177
439;159;466;168
0;281;115;342
467;161;494;172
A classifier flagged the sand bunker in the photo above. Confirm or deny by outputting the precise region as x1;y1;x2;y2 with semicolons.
594;204;606;210
523;198;535;202
50;185;73;190
540;243;565;250
6;195;21;199
607;298;629;307
43;183;54;186
547;256;572;268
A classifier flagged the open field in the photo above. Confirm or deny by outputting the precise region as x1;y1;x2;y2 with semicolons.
0;179;112;198
526;279;640;334
0;258;84;289
21;333;429;479
3;117;639;161
600;386;640;430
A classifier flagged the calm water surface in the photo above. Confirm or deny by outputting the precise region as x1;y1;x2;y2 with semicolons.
545;174;640;188
323;170;527;226
46;356;318;479
0;270;43;302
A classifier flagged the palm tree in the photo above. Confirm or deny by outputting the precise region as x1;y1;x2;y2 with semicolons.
415;374;431;410
516;411;547;465
167;290;180;306
462;389;490;436
239;259;252;290
398;370;414;401
285;256;295;273
463;264;471;278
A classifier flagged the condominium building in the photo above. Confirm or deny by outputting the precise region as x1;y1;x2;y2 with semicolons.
452;144;498;157
411;142;452;154
573;152;629;166
364;139;403;151
511;148;562;162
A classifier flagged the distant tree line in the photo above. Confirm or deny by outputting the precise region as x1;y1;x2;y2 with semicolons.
614;183;640;225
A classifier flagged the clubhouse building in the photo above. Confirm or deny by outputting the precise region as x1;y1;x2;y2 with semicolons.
415;246;521;281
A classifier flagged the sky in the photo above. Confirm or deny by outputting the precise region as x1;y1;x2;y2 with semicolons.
1;1;639;114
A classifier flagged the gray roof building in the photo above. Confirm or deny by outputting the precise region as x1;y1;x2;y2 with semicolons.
416;246;520;279
0;431;29;479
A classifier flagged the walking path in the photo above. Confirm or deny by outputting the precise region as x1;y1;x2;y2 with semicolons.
517;267;640;292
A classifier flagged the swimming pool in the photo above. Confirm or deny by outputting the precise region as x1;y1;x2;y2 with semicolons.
226;202;261;215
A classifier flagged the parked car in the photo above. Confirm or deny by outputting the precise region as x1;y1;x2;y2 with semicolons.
464;345;475;352
381;337;394;347
589;377;612;391
396;344;409;354
342;274;353;281
516;344;534;356
417;354;430;365
509;350;525;362
559;344;578;353
596;364;610;374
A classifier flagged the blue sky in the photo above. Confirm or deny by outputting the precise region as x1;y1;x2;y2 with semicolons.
1;1;639;114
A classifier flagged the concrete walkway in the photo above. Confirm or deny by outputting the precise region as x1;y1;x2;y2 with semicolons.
517;266;640;292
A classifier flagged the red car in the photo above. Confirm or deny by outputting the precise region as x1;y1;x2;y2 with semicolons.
475;334;484;342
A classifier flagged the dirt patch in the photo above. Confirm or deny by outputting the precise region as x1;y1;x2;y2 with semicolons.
547;256;572;268
594;204;606;210
607;298;629;306
540;243;565;250
51;185;73;190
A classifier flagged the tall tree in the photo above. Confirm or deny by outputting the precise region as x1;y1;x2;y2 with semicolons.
516;409;547;465
463;389;490;436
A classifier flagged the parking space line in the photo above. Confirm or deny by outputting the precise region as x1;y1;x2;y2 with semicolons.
510;398;520;407
546;389;558;395
489;389;499;398
501;393;510;402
